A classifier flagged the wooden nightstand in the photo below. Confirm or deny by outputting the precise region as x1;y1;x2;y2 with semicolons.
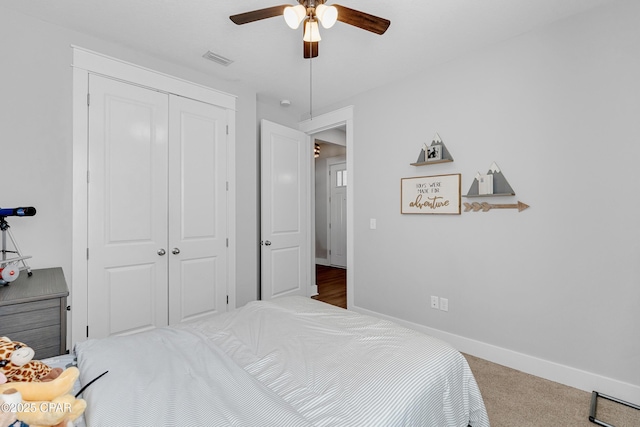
0;267;69;358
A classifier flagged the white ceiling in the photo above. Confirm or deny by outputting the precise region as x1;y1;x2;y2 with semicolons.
3;0;616;117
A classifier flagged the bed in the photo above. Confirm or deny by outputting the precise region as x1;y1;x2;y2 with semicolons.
71;296;489;426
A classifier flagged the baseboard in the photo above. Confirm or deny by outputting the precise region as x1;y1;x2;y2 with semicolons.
315;258;329;266
352;305;640;405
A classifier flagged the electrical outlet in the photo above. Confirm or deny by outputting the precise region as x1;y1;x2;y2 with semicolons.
430;296;439;309
440;297;449;312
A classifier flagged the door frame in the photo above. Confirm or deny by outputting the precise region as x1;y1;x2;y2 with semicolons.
71;46;236;345
299;106;354;308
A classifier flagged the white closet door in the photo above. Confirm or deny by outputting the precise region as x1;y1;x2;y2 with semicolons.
168;95;228;323
87;75;169;338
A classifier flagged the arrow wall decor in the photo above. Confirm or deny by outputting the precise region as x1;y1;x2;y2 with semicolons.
464;201;530;213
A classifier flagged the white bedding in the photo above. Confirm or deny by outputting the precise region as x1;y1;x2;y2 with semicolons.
75;297;489;427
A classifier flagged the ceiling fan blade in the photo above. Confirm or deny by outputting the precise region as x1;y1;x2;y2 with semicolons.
333;4;390;35
303;41;318;59
229;5;289;25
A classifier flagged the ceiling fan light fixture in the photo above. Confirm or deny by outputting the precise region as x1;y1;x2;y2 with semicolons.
315;4;338;29
284;4;306;29
303;19;321;42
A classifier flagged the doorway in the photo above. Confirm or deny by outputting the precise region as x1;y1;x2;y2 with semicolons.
313;264;346;308
290;106;354;308
314;141;346;268
261;106;354;307
312;134;347;308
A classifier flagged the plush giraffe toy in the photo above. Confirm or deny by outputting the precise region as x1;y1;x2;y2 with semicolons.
0;337;61;383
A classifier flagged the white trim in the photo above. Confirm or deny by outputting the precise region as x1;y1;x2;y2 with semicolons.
299;106;354;308
305;133;315;297
71;46;236;110
71;46;236;345
353;305;640;404
226;108;237;310
71;66;89;348
299;106;353;134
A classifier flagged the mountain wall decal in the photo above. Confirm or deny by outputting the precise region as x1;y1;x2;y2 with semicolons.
466;162;515;196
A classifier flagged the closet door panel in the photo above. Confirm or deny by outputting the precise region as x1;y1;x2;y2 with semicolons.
87;75;169;338
168;95;228;324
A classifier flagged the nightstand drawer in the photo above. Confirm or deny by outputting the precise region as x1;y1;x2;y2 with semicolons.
0;299;61;334
0;298;60;315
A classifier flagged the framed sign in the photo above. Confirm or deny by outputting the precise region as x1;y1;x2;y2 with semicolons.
401;173;461;214
426;144;442;161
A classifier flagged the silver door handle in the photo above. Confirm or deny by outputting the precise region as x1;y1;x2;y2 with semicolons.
172;248;180;255
264;240;272;246
157;249;166;256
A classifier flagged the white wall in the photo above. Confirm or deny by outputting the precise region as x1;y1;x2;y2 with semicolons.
0;8;259;312
339;0;639;401
257;98;301;130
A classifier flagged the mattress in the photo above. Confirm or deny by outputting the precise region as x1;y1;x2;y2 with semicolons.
74;296;489;426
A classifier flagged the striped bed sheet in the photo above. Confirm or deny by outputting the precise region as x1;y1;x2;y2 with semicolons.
75;296;489;426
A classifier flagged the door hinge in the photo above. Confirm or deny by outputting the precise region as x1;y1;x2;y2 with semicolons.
226;181;229;191
86;248;89;260
87;93;90;106
87;170;90;184
226;238;229;247
226;125;229;135
86;325;89;338
226;295;229;305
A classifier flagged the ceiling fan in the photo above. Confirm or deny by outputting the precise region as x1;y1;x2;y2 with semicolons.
230;1;390;58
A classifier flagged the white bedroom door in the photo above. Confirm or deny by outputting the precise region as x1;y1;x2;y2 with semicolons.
87;74;170;338
167;95;228;324
329;162;347;268
260;119;310;300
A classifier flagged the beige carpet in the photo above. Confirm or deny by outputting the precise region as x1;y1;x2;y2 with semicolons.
463;354;640;427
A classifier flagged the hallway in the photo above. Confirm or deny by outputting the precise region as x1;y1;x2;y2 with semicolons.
312;264;346;309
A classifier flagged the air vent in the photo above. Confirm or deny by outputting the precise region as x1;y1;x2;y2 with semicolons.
202;51;234;66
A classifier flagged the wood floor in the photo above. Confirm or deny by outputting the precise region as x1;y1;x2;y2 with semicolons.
312;264;347;309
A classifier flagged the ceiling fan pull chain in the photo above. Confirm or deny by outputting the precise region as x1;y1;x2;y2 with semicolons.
309;44;313;120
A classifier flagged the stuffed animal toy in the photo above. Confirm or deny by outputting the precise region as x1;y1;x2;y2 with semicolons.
0;338;62;383
0;368;78;402
0;372;16;427
0;368;86;427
